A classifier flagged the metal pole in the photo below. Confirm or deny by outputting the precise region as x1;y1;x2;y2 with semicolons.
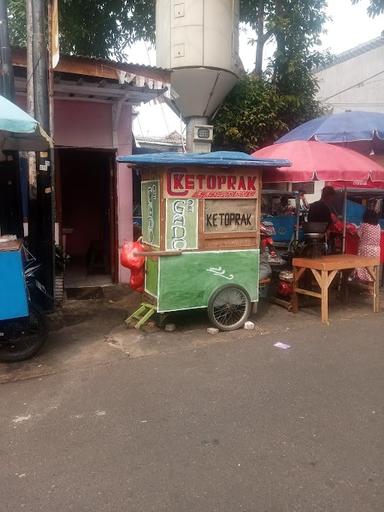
26;0;37;203
26;0;34;116
47;0;55;137
0;0;14;99
26;0;37;253
295;193;300;242
26;0;38;269
342;187;347;253
32;0;49;132
30;0;55;306
47;0;56;302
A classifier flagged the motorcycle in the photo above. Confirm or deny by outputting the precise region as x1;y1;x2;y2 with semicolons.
259;221;285;298
260;221;293;303
0;252;49;362
260;221;285;265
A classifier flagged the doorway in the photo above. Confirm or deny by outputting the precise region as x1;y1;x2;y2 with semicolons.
58;149;116;288
0;159;23;238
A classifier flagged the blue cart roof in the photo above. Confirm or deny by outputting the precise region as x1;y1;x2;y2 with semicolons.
117;151;291;168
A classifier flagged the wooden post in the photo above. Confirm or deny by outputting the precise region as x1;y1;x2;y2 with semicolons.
321;270;329;324
367;265;380;313
0;0;15;99
292;267;299;313
30;0;55;306
341;270;349;304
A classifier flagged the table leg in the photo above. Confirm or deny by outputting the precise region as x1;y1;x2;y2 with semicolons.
292;267;299;314
374;265;380;313
366;265;380;313
340;270;349;304
321;270;329;324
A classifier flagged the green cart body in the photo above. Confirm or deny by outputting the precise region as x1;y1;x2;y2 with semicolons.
146;249;259;313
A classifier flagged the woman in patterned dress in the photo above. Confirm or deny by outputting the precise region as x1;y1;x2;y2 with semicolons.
355;209;381;282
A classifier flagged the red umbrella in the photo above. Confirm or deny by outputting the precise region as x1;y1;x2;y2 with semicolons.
252;141;384;184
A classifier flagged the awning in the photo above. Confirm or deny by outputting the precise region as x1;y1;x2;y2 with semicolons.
0;95;52;151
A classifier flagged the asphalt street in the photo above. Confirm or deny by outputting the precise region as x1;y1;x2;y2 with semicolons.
1;299;384;511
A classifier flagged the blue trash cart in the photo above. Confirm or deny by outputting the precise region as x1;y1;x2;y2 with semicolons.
0;240;29;321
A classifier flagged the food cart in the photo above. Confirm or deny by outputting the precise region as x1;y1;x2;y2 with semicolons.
117;152;289;330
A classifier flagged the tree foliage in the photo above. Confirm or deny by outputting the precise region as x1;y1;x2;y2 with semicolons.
8;0;328;66
240;0;327;75
212;74;324;153
8;0;155;59
214;0;328;152
352;0;384;17
212;76;286;152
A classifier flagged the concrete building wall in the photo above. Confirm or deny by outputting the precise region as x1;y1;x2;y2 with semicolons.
315;42;384;113
116;104;133;283
54;100;114;148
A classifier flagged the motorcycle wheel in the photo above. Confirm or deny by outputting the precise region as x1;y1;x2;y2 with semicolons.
0;305;48;362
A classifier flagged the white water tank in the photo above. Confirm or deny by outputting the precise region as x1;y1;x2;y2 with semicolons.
156;0;241;119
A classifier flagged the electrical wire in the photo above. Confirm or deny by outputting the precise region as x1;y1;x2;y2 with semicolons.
322;68;384;102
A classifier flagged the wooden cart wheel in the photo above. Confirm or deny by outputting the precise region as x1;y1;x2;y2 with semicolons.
207;285;251;331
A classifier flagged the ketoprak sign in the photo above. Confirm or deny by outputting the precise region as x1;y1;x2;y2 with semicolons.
205;199;257;233
166;169;259;199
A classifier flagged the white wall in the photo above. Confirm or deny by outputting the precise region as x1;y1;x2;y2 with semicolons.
306;181;323;204
315;42;384;113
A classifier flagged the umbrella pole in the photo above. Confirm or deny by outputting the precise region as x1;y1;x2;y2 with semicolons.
342;187;347;253
295;194;300;242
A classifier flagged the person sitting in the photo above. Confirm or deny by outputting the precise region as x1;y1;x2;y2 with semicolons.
277;196;295;216
354;209;381;282
308;186;337;227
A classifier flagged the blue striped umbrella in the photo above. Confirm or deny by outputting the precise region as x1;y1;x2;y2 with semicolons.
0;95;51;151
276;111;384;154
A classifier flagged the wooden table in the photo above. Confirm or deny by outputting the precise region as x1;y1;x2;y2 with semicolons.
292;254;380;324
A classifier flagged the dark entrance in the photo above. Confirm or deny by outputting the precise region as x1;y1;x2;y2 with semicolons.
0;159;23;238
58;149;117;288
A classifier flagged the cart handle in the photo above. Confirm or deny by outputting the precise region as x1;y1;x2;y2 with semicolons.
133;250;183;257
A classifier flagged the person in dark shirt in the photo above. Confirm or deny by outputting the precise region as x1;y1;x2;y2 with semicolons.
308;186;337;227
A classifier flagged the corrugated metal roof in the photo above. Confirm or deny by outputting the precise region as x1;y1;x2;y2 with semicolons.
63;53;170;76
117;151;291;168
14;73;167;105
316;34;384;72
11;47;171;84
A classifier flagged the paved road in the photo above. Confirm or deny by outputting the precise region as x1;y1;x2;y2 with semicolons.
1;308;384;511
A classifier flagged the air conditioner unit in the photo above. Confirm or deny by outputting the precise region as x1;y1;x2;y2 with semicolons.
193;125;213;143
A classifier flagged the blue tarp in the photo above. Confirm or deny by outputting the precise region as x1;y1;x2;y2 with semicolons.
276;111;384;144
117;151;291;168
345;199;384;229
346;199;365;225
